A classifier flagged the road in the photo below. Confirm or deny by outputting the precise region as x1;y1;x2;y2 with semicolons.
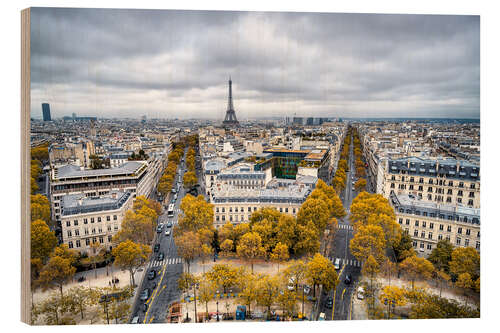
319;129;363;321
130;149;189;324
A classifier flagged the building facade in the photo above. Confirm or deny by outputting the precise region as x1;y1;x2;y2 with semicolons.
377;157;480;208
391;193;480;257
60;191;133;254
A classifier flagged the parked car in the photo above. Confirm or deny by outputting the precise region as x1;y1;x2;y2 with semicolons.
139;288;150;301
154;244;160;253
147;270;156;280
142;303;148;312
165;230;171;237
357;286;365;300
151;282;157;290
319;313;326;321
156;224;164;233
157;252;164;261
166;222;173;228
344;274;352;285
131;316;139;324
325;297;333;309
303;285;311;294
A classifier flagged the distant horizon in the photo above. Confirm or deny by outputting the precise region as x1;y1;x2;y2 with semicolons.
30;9;479;120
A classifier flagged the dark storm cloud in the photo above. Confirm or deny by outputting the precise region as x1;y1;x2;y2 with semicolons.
30;8;479;119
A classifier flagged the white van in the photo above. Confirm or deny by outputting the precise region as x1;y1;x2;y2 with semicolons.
319;313;326;321
131;316;139;324
334;258;341;270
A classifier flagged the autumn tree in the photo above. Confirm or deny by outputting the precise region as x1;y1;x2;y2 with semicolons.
183;171;198;188
306;253;339;297
449;247;480;280
133;195;162;217
392;232;415;262
294;221;320;255
350;224;386;264
362;255;380;292
31;219;57;263
270;242;289;272
354;178;367;192
297;197;330;232
275;215;298;251
178;194;214;232
435;269;451;297
112;240;151;286
113;210;154;244
455;273;474;307
31;194;51;223
399;256;434;290
277;288;297;317
197;276;216;321
38;255;76;298
255;274;280;320
36;292;68;325
237;271;258;315
379;285;407;318
236;232;266;273
206;264;239;293
175;231;202;273
251;218;276;254
250;207;282;225
65;286;92;320
220;239;234;257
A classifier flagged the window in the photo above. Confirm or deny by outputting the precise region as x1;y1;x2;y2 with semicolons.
75;229;80;236
427;244;432;250
422;221;426;228
108;235;112;242
84;218;88;224
99;236;104;244
447;226;452;232
468;199;474;206
67;230;72;237
477;231;480;238
413;241;417;247
229;215;233;222
113;215;117;221
98;227;102;233
418;186;423;191
405;229;409;234
76;240;81;248
421;231;425;238
465;239;469;247
476;241;480;250
439;224;444;231
229;207;232;213
91;217;95;223
74;220;78;226
106;216;111;221
405;219;410;225
248;207;251;212
222;207;225;213
92;228;96;234
390;183;395;189
429;223;434;229
458;227;462;234
216;215;220;222
458;190;463;196
448;181;453;186
456;237;461;245
285;207;289;213
399;218;403;224
222;215;225;221
84;228;89;235
414;230;419;237
447;189;453;195
66;221;71;227
97;217;101;223
68;241;73;249
466;229;471;236
428;232;433;240
415;220;419;227
428;187;433;193
293;208;296;214
438;234;443;240
107;225;112;231
446;235;451;241
459;182;464;188
420;242;425;249
85;239;90;246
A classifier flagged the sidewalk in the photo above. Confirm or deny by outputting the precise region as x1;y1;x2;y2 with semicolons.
32;263;146;305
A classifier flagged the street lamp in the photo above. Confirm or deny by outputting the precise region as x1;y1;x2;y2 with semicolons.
216;290;220;322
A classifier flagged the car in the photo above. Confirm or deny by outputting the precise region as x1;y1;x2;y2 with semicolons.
166;222;173;228
325;297;333;309
334;258;341;270
154;244;160;252
142;303;148;312
357;286;365;300
147;270;156;280
131;316;140;324
344;274;352;285
139;288;150;301
156;224;164;233
171;188;177;194
157;252;164;261
287;277;296;291
303;285;311;294
319;313;326;321
165;230;171;237
151;282;157;290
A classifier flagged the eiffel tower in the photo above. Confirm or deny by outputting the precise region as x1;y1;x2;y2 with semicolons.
222;77;240;128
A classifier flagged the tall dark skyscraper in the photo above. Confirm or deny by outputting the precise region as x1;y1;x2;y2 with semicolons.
222;77;240;128
42;103;51;121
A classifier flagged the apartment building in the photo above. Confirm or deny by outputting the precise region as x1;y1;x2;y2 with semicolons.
60;191;133;254
391;193;480;257
50;161;149;223
377;157;480;208
211;175;317;228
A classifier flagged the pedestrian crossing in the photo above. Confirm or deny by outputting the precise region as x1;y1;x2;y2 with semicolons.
328;257;361;268
337;224;354;231
149;257;183;268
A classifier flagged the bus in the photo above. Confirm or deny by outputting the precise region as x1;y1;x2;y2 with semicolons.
167;204;175;218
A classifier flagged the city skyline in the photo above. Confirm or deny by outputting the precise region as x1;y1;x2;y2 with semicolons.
30;9;479;120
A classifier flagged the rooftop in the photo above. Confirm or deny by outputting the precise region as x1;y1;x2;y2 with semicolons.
54;161;146;180
60;191;132;216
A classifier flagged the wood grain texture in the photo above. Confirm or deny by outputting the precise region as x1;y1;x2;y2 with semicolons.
21;7;31;325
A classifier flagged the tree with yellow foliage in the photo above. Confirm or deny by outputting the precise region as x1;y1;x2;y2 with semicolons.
31;194;51;223
31;219;57;263
113;210;154;244
183;171;198;188
112;240;151;286
270;242;289;272
354;178;367;192
306;253;339;297
379;285;407;318
399;255;434;290
38;255;76;298
237;232;266;274
175;231;202;273
178;194;214;233
349;224;386;264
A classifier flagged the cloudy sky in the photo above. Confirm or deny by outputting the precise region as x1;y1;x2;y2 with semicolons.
30;8;479;120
